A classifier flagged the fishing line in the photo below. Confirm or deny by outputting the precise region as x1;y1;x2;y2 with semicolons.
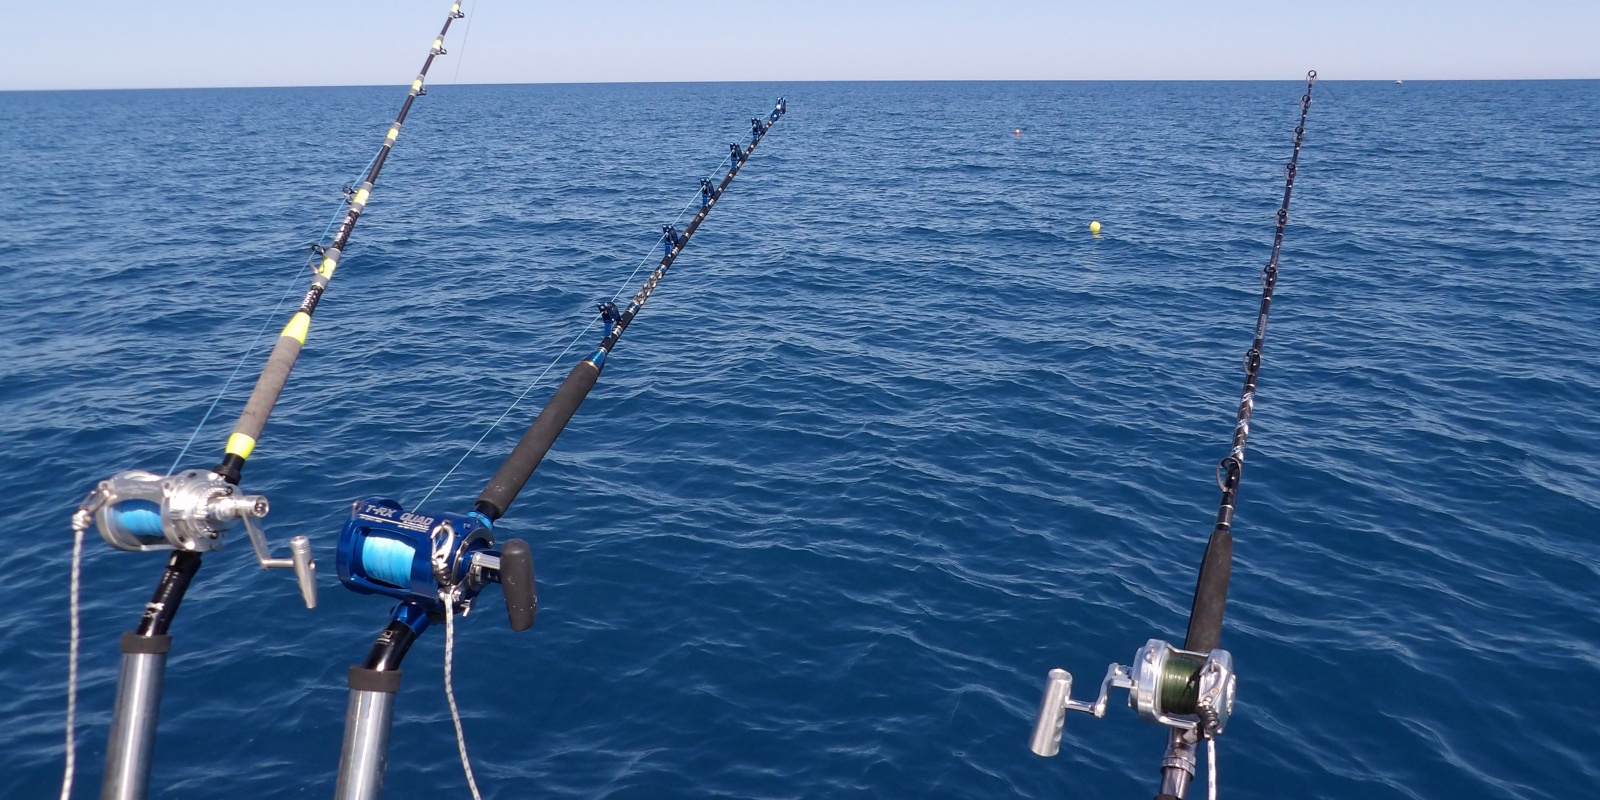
410;152;741;509
330;98;787;798
164;266;305;477
76;6;477;799
450;0;478;85
165;150;388;477
1027;73;1317;800
1188;70;1316;654
411;316;600;509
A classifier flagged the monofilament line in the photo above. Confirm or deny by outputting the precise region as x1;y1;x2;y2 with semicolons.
165;264;307;476
412;315;598;509
450;0;478;85
410;176;729;509
166;151;378;476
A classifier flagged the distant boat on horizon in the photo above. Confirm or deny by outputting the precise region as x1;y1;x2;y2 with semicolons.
1396;79;1404;84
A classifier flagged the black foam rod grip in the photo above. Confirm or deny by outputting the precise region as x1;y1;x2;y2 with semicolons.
1184;526;1234;653
476;359;601;520
500;538;537;632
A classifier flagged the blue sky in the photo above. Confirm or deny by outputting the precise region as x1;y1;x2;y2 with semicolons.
3;0;1597;91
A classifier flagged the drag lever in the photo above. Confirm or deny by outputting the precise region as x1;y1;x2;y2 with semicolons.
243;515;318;608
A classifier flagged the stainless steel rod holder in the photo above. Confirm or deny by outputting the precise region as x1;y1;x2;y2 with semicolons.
102;650;167;800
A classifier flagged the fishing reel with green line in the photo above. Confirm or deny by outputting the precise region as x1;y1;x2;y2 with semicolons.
1028;71;1314;800
1029;639;1237;754
81;469;316;607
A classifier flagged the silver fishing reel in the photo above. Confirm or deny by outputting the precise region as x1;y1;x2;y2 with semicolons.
79;469;317;608
1030;639;1236;757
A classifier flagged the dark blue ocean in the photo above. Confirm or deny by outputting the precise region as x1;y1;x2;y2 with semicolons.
2;80;1598;799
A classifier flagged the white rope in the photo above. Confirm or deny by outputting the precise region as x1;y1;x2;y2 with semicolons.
1207;736;1218;800
443;593;484;800
60;512;89;800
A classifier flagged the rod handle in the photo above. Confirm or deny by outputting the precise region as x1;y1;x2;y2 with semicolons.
499;538;537;632
476;359;601;520
1184;526;1233;653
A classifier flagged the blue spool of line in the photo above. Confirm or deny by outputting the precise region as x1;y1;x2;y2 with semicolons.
107;500;164;538
360;535;417;589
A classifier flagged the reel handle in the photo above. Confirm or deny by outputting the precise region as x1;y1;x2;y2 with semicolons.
245;515;317;609
499;538;537;632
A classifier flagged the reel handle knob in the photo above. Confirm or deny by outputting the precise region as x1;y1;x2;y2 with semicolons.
289;535;317;609
499;538;536;632
1030;668;1073;757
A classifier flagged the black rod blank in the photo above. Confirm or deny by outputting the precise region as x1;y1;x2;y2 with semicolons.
474;99;788;521
1184;73;1315;654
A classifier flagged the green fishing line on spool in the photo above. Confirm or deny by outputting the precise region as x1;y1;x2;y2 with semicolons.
1160;653;1204;715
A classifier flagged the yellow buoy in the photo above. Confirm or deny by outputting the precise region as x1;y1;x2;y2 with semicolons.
1089;220;1102;235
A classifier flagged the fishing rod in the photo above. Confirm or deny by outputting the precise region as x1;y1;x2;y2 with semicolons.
328;97;788;800
66;4;471;799
1028;71;1316;800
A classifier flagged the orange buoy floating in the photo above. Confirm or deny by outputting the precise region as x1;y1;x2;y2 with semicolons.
1014;128;1022;136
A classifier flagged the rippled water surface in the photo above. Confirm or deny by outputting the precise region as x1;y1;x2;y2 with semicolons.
2;80;1598;799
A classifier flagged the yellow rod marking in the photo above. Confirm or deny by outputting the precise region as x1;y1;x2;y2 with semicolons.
225;432;257;460
319;256;339;278
281;311;311;344
353;188;371;207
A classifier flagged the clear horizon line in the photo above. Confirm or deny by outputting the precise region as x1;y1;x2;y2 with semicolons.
5;76;1599;94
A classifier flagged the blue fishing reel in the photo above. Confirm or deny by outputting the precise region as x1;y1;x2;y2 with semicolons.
336;497;536;630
